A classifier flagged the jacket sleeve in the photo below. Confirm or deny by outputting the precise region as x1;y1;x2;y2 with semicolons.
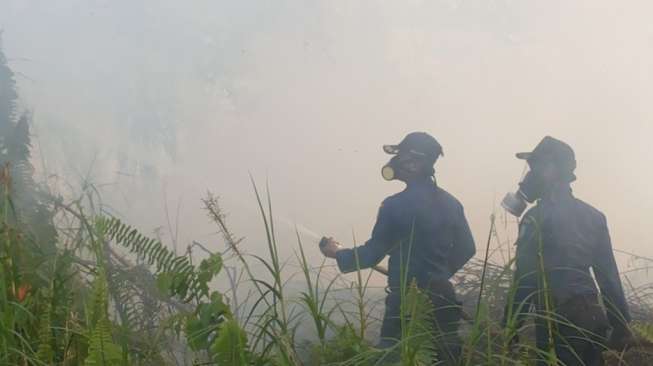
446;204;476;276
593;214;631;329
336;199;397;273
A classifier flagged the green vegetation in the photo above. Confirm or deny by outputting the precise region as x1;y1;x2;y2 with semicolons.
1;44;652;366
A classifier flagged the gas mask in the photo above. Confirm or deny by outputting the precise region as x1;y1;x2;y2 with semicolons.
501;168;549;217
381;155;411;181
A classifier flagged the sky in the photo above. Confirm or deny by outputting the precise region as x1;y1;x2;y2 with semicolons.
1;1;652;277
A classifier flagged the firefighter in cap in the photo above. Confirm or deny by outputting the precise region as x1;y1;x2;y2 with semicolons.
320;132;476;364
501;136;632;365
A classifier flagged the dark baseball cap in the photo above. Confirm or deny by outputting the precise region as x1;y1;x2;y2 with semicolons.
383;132;444;159
516;136;577;173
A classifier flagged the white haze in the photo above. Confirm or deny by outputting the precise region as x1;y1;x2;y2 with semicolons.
2;1;652;276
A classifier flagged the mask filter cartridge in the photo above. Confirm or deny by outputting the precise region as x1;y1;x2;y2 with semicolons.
381;165;395;181
501;190;528;217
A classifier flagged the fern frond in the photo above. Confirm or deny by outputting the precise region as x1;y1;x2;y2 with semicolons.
84;318;122;366
87;272;110;329
97;216;221;302
36;302;54;364
84;272;122;366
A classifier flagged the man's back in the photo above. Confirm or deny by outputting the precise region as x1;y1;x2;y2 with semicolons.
336;177;475;289
514;186;629;320
384;179;474;288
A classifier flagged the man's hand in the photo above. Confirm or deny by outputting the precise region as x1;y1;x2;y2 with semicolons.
319;237;343;259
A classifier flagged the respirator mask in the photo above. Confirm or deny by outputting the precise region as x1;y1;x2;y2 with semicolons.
381;153;424;181
381;155;404;181
380;133;441;181
501;167;549;217
502;136;577;217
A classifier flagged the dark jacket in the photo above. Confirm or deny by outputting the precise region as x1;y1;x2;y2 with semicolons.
335;178;476;289
508;185;630;329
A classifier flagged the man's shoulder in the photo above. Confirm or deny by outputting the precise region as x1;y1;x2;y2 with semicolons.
573;198;607;222
381;186;462;209
524;197;606;225
382;190;404;204
433;186;464;208
379;192;404;212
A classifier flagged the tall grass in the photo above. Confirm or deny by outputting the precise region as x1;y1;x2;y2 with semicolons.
198;180;653;366
2;170;653;365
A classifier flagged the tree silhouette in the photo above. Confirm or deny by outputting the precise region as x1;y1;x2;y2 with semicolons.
0;36;56;251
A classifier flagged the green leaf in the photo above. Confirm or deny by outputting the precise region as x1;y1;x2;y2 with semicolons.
185;291;231;352
199;253;223;280
211;319;250;366
156;272;173;295
197;253;223;297
185;317;211;351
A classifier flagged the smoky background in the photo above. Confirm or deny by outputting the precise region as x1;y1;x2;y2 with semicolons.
1;1;652;281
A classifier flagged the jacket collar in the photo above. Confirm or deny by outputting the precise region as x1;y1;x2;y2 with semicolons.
541;183;574;204
405;176;437;190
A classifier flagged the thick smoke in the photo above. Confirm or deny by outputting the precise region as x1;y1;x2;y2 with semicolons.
1;1;652;269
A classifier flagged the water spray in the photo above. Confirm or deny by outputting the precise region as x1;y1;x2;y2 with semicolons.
277;216;390;276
